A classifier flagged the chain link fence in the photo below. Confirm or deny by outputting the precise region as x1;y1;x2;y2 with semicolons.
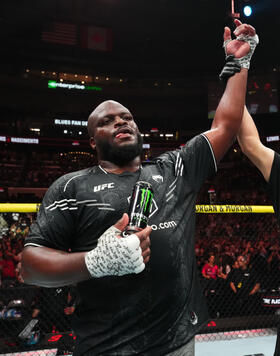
0;206;279;355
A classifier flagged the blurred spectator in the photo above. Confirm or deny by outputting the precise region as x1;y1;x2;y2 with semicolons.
229;255;260;316
201;254;219;296
1;244;21;287
267;243;280;289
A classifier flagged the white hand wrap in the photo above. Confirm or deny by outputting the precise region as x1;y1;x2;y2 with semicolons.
85;226;145;278
224;33;259;69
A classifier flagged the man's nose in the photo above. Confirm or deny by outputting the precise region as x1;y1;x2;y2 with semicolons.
114;116;127;126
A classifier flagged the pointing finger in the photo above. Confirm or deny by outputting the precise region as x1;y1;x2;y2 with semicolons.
234;19;242;27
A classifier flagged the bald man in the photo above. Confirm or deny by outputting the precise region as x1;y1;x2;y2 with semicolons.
21;20;258;356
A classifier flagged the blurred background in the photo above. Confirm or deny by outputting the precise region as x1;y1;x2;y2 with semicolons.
0;0;279;141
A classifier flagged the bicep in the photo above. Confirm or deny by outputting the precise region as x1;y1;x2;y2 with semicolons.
203;126;236;164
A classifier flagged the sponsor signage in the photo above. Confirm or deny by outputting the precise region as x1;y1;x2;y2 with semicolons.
54;119;88;127
48;80;102;91
0;136;39;144
10;137;39;144
266;135;280;142
262;296;280;307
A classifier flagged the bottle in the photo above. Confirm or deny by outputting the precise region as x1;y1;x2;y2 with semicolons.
122;181;154;236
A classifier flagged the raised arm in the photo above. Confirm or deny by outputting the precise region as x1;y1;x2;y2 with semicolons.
237;106;274;182
204;20;259;163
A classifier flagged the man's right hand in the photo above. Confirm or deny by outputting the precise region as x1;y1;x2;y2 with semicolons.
114;213;151;264
223;19;259;69
85;214;151;278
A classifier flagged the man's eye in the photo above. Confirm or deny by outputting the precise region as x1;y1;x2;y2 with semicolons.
123;116;133;121
99;119;111;126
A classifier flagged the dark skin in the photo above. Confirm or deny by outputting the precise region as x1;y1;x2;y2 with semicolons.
88;101;142;174
21;20;254;287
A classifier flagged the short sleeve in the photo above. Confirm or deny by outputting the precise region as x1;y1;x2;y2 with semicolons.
228;270;236;284
267;151;280;223
24;175;76;251
180;134;217;191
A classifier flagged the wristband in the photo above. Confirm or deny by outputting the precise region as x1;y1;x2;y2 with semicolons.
219;55;241;82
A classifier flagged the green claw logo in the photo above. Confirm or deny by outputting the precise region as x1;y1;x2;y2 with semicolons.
140;189;153;213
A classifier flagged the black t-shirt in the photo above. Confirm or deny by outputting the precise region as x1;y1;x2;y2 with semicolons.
229;267;259;297
267;151;280;223
25;134;216;356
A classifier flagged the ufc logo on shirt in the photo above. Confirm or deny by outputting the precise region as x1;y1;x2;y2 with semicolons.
93;183;115;192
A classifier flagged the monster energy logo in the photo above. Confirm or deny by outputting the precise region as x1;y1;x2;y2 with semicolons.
140;189;153;213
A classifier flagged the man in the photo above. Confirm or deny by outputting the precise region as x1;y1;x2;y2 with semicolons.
20;20;258;355
229;254;260;316
237;107;280;355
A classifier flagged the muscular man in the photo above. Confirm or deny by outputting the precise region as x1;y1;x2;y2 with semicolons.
20;20;258;355
237;107;279;356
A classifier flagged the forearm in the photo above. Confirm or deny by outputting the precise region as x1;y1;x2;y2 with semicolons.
238;106;274;181
205;69;248;162
230;282;237;293
214;69;247;134
249;283;260;295
21;246;90;288
238;106;260;149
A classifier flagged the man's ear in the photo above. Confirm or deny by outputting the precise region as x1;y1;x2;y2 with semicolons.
89;137;96;151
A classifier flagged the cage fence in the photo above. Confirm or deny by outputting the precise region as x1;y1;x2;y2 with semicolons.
0;204;279;355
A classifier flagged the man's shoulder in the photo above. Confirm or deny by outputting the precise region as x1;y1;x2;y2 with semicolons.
48;167;97;193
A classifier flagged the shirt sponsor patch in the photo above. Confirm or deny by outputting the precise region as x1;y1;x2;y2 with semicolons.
152;175;163;183
93;183;115;192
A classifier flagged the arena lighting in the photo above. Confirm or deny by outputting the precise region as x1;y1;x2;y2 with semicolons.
48;80;102;91
243;5;252;16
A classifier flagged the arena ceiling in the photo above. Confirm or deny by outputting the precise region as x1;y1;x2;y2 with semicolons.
0;0;279;78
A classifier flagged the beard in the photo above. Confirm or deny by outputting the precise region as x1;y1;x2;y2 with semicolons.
96;133;143;166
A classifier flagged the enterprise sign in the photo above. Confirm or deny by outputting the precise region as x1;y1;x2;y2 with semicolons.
48;80;102;91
